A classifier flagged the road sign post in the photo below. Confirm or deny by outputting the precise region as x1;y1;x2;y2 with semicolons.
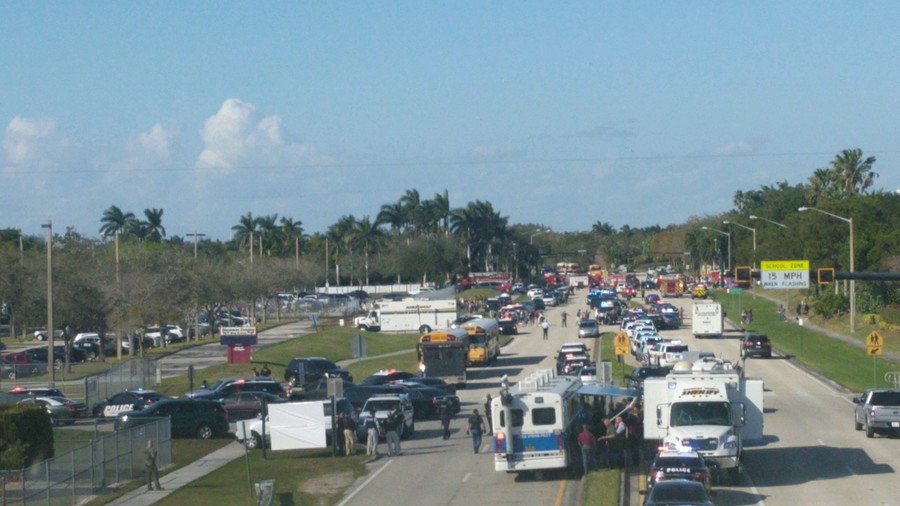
867;331;884;386
614;332;629;381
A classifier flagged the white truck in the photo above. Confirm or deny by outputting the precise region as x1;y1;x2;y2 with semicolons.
643;360;763;483
692;301;723;338
354;298;457;333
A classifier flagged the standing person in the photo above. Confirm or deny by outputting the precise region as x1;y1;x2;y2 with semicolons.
365;409;381;456
342;412;357;456
483;394;493;435
466;408;486;453
440;401;452;440
144;439;162;491
541;319;550;340
260;363;272;377
577;423;597;475
385;407;403;457
576;308;582;320
251;366;259;377
614;415;627;466
561;311;568;328
334;412;347;455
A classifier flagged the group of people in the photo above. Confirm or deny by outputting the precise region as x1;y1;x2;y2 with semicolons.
250;363;272;377
574;400;644;475
358;406;406;458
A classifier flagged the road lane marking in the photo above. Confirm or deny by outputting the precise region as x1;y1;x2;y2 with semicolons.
553;478;567;506
817;439;826;446
743;468;766;506
336;459;394;506
462;472;471;482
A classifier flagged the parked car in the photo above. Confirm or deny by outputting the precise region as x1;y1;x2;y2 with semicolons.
0;352;47;378
356;393;415;441
93;388;169;418
498;317;518;335
740;334;772;359
643;479;714;506
17;396;88;425
359;370;417;386
22;345;88;367
221;391;288;422
7;386;65;398
186;376;285;400
283;357;353;386
390;383;460;419
115;398;230;439
578;319;601;338
289;378;356;401
647;450;711;491
394;376;456;393
33;329;64;342
626;366;670;390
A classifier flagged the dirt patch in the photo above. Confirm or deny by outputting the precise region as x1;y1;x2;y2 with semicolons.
298;471;356;496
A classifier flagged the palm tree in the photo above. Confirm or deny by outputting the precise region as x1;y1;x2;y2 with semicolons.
231;212;257;251
279;216;304;257
352;216;385;285
140;208;166;242
377;201;406;235
400;189;421;234
830;149;878;196
99;205;137;238
328;215;360;284
255;214;279;256
433;190;450;234
806;168;839;204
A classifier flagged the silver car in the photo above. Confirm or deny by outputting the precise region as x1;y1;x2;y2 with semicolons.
578;319;601;338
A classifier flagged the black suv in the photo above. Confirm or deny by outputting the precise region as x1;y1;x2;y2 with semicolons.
114;398;229;439
626;366;670;390
186;377;285;400
741;334;772;359
284;357;353;386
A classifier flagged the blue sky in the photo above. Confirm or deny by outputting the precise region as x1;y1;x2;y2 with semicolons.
2;2;898;240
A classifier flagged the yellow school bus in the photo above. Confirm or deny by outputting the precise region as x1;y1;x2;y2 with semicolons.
463;318;501;365
417;328;470;386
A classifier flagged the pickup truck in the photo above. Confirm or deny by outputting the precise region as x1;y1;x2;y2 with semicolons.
853;389;900;438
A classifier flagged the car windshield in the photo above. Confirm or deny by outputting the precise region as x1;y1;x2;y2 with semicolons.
869;391;900;405
670;402;731;426
208;379;229;391
579;321;597;329
364;400;399;412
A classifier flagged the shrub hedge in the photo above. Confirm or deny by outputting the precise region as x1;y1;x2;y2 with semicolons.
0;404;54;470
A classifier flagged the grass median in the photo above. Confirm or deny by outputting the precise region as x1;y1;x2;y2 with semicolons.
159;326;419;396
712;290;898;392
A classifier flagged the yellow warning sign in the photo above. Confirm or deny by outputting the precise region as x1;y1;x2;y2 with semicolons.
866;330;883;347
614;332;629;356
867;346;883;356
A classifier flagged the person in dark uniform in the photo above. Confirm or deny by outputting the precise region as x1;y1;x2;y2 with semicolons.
440;401;452;440
466;409;486;453
144;439;162;491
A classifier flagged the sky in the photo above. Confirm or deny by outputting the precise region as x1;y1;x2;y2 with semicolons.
2;2;898;241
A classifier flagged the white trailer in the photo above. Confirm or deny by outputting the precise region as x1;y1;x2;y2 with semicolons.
354;298;457;333
692;301;724;338
643;361;763;483
568;274;590;288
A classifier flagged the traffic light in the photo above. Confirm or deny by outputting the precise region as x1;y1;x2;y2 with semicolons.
817;267;835;285
735;266;752;284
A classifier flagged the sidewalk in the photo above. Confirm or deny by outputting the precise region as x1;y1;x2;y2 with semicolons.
106;442;247;506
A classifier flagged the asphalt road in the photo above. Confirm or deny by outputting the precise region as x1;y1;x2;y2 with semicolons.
339;294;584;506
630;295;898;506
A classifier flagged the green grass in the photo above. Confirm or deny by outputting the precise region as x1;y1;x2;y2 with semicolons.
53;426;99;455
583;467;621;505
81;438;232;506
713;290;899;391
157;448;367;506
158;326;419;396
455;288;501;300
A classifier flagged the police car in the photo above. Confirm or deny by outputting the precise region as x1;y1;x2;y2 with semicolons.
92;388;169;418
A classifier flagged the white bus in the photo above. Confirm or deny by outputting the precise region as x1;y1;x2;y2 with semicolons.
491;369;583;473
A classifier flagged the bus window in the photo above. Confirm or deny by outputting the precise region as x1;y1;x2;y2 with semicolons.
532;407;556;426
500;409;524;427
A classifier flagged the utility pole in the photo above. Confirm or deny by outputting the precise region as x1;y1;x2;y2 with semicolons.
42;220;54;386
250;231;254;266
187;232;206;258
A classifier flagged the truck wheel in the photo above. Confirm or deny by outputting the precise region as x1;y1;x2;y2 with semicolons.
245;433;261;449
357;325;367;331
419;325;431;334
197;423;214;439
865;423;875;438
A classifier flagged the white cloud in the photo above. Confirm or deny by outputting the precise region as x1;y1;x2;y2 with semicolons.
2;116;70;168
135;123;175;161
196;98;320;171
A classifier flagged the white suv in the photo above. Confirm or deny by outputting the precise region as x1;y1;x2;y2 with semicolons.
357;393;415;441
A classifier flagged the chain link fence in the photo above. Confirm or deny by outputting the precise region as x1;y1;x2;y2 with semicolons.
0;417;171;506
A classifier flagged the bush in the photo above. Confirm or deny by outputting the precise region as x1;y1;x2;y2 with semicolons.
812;292;849;318
0;404;54;469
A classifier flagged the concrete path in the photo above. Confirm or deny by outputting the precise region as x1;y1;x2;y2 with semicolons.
106;441;247;506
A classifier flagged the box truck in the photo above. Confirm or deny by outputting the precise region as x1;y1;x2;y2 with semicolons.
692;301;724;338
354;298;457;333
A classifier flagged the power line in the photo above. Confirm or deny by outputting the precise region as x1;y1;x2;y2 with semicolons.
2;149;898;175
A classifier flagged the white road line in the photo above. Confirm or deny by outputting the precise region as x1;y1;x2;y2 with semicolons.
743;468;766;506
817;439;826;446
336;459;394;506
462;472;472;482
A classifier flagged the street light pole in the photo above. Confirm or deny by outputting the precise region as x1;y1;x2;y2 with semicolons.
748;215;788;229
798;207;855;332
187;232;206;258
702;226;731;274
42;220;54;386
723;220;756;267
